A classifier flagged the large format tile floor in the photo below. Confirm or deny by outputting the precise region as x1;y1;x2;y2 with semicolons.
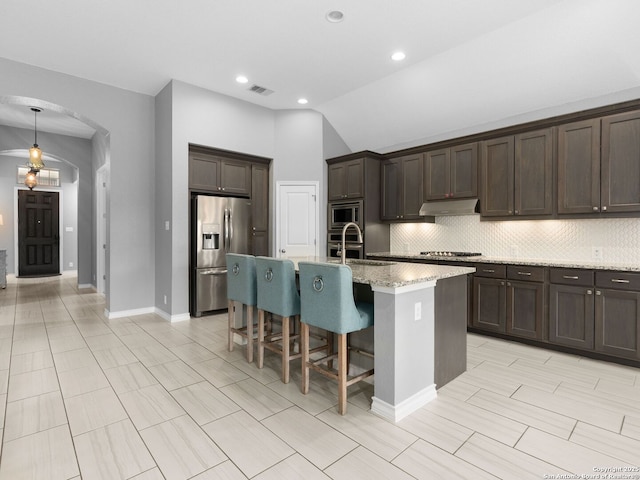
0;273;639;479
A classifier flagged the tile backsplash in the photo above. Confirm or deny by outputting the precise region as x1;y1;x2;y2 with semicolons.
390;215;640;264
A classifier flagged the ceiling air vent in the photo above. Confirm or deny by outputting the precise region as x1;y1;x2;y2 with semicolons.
248;84;274;96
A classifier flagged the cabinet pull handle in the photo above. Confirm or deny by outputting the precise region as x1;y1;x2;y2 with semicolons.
602;206;607;211
592;206;599;211
517;271;532;276
587;290;593;295
596;290;602;295
562;275;579;280
611;279;630;284
482;269;495;273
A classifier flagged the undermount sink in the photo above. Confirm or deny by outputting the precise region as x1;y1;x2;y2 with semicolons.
329;259;396;266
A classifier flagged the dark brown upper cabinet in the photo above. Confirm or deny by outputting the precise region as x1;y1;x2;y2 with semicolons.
328;158;364;200
557;119;601;214
480;129;553;217
601;110;640;213
381;154;423;221
424;142;478;201
189;152;251;196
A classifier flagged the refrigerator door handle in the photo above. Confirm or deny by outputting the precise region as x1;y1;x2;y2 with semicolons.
223;208;230;252
228;208;234;246
199;268;228;275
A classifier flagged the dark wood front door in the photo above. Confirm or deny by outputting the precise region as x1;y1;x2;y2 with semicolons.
18;190;60;277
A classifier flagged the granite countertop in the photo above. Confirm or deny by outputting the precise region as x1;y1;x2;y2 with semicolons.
288;256;475;288
367;252;640;272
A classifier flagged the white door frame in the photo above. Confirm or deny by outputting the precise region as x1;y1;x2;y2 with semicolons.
274;181;320;257
96;165;108;295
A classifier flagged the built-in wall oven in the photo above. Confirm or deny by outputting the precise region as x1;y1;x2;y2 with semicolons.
329;200;363;230
327;230;364;259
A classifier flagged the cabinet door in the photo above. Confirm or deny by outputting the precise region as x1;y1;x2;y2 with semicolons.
472;276;506;333
507;280;544;339
514;128;553;216
220;161;251;196
423;148;450;200
549;284;594;349
557;119;601;214
450;142;478;199
189;153;220;192
345;159;365;198
480;136;514;216
401;154;424;219
595;288;640;359
251;164;269;232
381;159;401;220
601;110;640;213
328;163;347;200
251;230;269;256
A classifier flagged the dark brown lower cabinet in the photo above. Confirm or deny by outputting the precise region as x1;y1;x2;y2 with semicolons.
472;277;506;333
549;284;595;349
251;230;268;256
595;288;640;360
507;280;544;339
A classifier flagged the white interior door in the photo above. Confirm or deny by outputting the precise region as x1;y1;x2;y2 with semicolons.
276;182;319;258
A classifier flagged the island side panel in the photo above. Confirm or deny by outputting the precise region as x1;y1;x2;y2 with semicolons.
371;283;436;421
434;274;469;388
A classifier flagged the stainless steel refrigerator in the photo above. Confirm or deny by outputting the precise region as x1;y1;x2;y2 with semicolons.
192;194;251;316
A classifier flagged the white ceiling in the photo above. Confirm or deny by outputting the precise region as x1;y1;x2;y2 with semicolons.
1;0;640;151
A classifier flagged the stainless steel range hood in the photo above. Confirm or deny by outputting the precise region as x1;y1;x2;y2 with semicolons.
419;198;479;216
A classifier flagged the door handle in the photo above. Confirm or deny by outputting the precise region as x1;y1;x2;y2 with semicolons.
281;249;286;254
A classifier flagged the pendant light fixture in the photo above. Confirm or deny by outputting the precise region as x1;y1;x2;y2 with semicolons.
24;168;38;190
27;107;44;171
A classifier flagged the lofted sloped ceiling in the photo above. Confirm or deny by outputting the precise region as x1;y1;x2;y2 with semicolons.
1;0;639;152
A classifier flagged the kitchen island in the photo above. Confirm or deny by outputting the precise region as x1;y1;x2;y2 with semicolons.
290;257;475;422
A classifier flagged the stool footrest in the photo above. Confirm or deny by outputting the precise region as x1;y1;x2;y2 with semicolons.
307;354;374;387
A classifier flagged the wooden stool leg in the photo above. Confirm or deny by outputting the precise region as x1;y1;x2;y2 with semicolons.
301;322;310;394
246;305;254;363
338;333;348;415
327;331;334;371
228;300;235;352
282;316;290;383
257;309;265;369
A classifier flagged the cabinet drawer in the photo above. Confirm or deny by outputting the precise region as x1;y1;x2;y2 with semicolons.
550;268;594;286
474;264;506;278
507;265;545;283
596;271;640;291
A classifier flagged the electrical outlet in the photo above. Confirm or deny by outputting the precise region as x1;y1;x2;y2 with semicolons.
163;295;167;305
68;262;73;268
414;302;421;321
164;221;170;231
592;246;603;260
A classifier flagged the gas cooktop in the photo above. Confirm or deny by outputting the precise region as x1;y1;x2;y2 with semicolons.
420;251;482;257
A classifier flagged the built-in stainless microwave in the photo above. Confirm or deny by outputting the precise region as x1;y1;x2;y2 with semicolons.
329;200;363;230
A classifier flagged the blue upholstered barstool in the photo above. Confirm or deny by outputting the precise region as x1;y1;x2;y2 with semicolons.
255;257;301;383
226;254;258;363
298;261;374;415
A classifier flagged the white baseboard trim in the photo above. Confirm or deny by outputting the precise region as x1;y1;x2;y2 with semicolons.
370;384;437;422
77;283;95;290
106;306;155;319
155;308;191;323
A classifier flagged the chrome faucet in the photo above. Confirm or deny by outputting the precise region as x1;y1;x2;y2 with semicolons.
340;222;363;265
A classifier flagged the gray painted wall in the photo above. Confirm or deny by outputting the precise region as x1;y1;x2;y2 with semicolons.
154;83;173;316
0;58;155;314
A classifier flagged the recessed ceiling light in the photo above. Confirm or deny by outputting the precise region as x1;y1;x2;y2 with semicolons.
236;75;248;84
326;10;344;23
391;51;406;61
297;98;308;105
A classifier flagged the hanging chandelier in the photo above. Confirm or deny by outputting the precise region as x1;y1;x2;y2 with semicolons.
25;107;45;190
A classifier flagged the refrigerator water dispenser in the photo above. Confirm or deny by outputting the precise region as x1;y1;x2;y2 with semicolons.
202;224;220;249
